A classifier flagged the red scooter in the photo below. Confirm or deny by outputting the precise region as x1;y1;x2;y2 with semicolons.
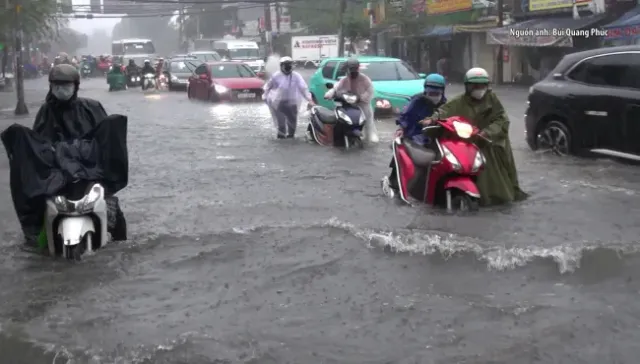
382;116;489;212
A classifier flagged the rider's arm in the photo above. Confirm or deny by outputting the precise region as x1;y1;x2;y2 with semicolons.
358;74;374;103
479;92;509;144
396;98;418;129
324;77;346;99
262;73;278;99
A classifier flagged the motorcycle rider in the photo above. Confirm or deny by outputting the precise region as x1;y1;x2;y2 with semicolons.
263;56;314;139
27;64;128;246
126;59;140;76
154;57;165;88
140;60;155;90
323;57;379;142
421;67;528;206
384;73;446;191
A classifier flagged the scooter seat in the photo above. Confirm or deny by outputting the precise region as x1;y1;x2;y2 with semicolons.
313;106;338;124
403;139;436;167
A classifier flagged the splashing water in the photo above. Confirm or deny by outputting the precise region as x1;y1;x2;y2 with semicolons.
264;53;281;77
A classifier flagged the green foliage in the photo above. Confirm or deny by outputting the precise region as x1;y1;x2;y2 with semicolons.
289;0;370;41
0;0;66;43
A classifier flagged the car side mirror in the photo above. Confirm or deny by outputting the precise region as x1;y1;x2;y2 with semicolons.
325;82;333;89
257;71;266;79
419;73;426;78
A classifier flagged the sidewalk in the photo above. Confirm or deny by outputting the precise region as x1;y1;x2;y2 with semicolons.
0;78;49;113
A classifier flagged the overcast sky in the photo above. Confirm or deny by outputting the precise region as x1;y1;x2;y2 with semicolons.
69;0;120;35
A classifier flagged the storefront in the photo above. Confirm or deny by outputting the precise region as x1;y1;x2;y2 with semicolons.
602;6;640;46
487;14;606;83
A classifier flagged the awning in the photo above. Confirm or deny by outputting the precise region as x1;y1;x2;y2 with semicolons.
454;20;499;33
423;26;454;38
486;14;606;47
603;6;640;40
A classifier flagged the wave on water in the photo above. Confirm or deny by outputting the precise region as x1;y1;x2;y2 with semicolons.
227;217;640;274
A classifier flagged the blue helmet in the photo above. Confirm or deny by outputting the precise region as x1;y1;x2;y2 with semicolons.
424;73;446;89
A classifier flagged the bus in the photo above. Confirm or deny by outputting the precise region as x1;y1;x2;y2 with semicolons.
111;38;156;57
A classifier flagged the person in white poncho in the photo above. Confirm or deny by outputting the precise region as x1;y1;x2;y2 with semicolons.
324;58;379;142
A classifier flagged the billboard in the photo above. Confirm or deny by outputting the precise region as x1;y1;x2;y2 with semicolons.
528;0;591;11
426;0;472;14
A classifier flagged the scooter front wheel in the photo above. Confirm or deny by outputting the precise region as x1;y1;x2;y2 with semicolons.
449;191;479;212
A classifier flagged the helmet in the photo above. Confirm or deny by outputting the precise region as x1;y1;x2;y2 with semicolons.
424;73;445;89
49;64;80;83
464;67;490;84
144;59;150;64
345;58;360;72
129;59;135;64
279;56;293;64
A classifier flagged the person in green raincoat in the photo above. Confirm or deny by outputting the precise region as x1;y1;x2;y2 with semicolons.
421;67;528;206
106;62;127;91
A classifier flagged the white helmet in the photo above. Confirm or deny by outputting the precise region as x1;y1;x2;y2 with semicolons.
464;67;490;84
279;56;293;64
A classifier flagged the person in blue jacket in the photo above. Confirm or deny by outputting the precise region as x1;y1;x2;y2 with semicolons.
386;73;446;190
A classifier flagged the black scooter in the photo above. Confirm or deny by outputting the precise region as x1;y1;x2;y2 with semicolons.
306;83;366;149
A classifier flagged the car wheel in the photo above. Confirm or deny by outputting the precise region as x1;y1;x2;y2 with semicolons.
536;120;571;156
208;88;219;103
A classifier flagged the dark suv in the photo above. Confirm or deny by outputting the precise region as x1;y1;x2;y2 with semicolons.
525;45;640;161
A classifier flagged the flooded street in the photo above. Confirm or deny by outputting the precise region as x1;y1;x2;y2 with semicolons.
0;75;639;363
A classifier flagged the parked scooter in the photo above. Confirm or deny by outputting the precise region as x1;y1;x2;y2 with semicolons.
306;83;365;149
44;181;109;260
381;116;489;212
142;73;155;91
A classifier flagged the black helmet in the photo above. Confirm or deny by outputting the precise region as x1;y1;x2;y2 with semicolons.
345;58;360;72
49;64;80;83
129;59;135;65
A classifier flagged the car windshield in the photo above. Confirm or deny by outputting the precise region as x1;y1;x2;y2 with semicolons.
228;48;260;59
170;61;197;72
211;64;256;78
192;53;221;62
338;61;420;81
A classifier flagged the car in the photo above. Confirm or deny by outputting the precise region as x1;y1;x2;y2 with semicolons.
162;57;202;91
187;61;265;102
308;56;427;116
525;45;640;161
188;51;222;63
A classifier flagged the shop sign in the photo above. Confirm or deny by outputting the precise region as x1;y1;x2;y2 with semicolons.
486;30;574;46
426;0;473;14
528;0;591;12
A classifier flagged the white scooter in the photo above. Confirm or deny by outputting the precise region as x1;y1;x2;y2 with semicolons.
44;182;109;260
142;73;155;91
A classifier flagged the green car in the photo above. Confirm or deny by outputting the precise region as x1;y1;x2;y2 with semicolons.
308;56;427;116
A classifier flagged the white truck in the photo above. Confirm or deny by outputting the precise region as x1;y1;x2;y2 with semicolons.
291;35;339;68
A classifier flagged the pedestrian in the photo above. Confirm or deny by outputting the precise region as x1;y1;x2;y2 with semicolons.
262;56;315;139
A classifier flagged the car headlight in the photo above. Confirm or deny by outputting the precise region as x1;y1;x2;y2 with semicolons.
375;99;391;109
441;145;461;171
136;76;140;81
214;84;228;93
471;151;485;172
336;109;352;124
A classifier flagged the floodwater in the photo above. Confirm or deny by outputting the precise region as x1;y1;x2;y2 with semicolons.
0;78;639;363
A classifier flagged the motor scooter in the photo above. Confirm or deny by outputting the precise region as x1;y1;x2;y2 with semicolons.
142;73;156;91
44;181;109;260
306;83;366;149
127;72;141;87
381;116;489;212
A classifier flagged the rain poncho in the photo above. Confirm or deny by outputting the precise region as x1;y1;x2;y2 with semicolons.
1;91;129;242
433;90;528;206
263;71;311;107
324;73;378;141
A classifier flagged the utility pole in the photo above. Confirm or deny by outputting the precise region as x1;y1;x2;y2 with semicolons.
12;0;27;115
337;0;347;57
496;0;504;84
275;1;281;33
178;1;184;52
264;2;272;54
196;9;201;40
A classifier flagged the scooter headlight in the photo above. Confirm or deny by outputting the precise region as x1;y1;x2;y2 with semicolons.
77;185;103;213
343;94;357;104
471;151;485;172
441;145;461;171
336;109;352;125
54;196;73;213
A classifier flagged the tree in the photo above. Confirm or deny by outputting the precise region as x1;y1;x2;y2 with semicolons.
289;0;370;43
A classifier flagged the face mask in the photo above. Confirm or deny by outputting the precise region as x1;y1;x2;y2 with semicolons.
426;95;442;104
282;64;292;73
470;89;486;100
51;84;75;101
349;71;359;79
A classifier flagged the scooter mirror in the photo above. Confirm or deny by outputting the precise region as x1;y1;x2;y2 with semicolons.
325;83;333;89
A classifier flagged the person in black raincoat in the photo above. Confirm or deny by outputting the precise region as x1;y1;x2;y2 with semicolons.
2;64;128;250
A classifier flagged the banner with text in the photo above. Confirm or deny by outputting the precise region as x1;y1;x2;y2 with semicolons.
426;0;472;14
529;0;591;12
